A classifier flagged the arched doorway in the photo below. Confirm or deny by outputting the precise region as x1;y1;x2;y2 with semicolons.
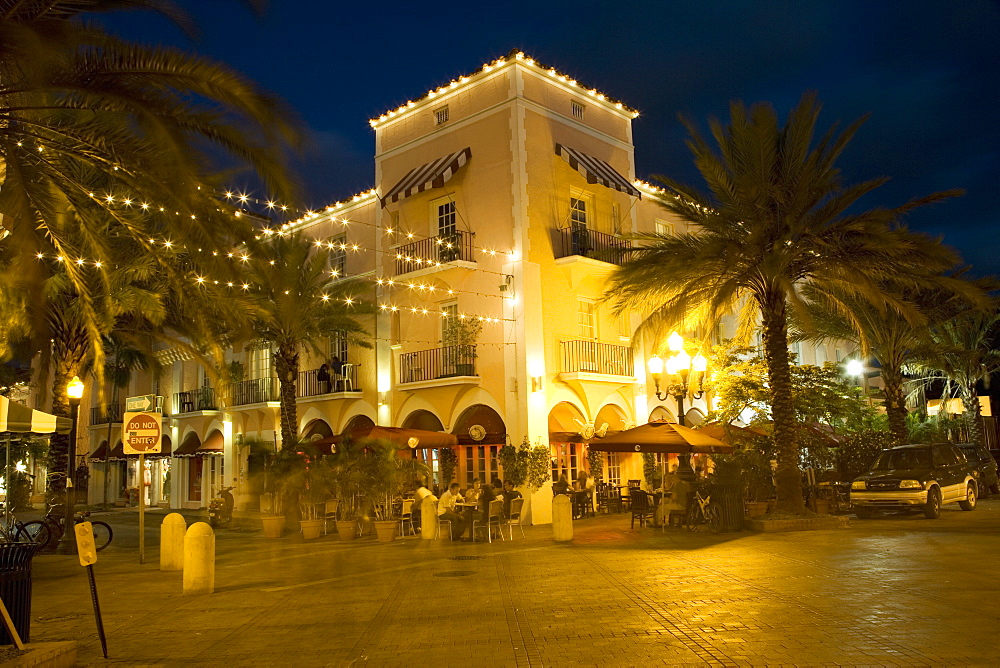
649;406;676;423
401;410;445;432
548;402;586;483
452;405;507;487
303;419;334;441
593;404;629;485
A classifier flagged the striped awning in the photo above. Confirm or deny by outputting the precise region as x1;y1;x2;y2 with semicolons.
380;147;471;207
555;144;640;198
0;395;71;434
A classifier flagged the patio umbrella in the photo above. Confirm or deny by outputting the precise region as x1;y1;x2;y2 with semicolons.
312;425;458;452
0;395;71;434
697;421;767;445
587;420;733;454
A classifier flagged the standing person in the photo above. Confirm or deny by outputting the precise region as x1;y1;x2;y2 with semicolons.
437;482;466;539
329;356;342;391
502;480;522;519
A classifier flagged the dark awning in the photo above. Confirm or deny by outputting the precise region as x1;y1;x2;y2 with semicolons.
555;144;640;198
174;430;223;457
380;147;471;207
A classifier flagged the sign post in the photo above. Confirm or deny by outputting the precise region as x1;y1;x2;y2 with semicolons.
123;400;162;566
75;522;108;659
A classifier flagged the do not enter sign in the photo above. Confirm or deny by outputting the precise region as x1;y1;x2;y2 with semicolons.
123;411;162;454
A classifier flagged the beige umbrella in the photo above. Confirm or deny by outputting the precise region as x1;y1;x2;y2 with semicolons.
587;420;733;454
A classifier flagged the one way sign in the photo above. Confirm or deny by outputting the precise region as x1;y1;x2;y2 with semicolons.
126;395;157;412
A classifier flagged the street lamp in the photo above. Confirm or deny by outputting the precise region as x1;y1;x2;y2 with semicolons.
647;332;708;427
56;375;84;555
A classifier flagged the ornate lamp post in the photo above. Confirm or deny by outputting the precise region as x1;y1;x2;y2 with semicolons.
56;375;84;554
647;332;708;427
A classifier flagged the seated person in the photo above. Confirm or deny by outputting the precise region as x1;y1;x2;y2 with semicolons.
552;473;571;496
437;482;466;539
502;480;522;519
465;478;482;504
659;467;691;526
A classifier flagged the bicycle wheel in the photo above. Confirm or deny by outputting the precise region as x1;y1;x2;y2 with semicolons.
686;505;700;532
16;520;52;548
89;521;113;551
706;503;723;534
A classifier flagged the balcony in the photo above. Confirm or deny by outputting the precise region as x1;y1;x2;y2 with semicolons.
394;230;475;275
555;226;631;265
173;387;217;414
230;377;280;406
298;365;361;397
560;340;634;380
90;403;125;425
398;345;478;385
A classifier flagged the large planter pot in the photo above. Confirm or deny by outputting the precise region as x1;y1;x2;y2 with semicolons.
262;515;285;538
373;520;398;543
300;518;324;540
745;501;768;519
810;498;831;515
336;519;358;541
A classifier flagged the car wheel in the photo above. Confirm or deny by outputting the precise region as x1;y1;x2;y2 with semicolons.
959;483;977;511
923;487;941;519
854;507;876;519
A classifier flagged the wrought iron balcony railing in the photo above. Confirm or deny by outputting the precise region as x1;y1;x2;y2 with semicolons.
555;225;631;264
230;377;280;406
560;340;634;376
173;387;216;414
90;403;125;425
298;365;361;397
398;345;477;384
394;230;475;274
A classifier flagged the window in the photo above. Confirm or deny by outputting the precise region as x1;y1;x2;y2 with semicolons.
437;200;457;238
329;330;349;364
434;106;449;125
249;347;272;380
551;443;580;482
464;445;499;486
655;219;675;236
605;452;622;486
330;234;346;278
441;303;458;344
570;197;588;227
571;101;585;119
578;300;596;340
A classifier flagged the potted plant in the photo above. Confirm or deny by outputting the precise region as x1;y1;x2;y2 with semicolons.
439;447;458;488
328;438;365;540
285;459;333;540
255;447;303;538
357;439;427;542
442;316;482;377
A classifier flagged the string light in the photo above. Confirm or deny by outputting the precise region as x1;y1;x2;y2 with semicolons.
369;50;639;129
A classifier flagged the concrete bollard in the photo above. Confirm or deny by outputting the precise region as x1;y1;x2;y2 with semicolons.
183;522;215;595
421;496;438;540
552;494;573;542
160;513;187;572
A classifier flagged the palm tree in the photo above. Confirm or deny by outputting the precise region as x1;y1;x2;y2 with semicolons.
241;231;371;449
921;305;1000;446
605;93;964;513
0;0;303;367
794;279;987;446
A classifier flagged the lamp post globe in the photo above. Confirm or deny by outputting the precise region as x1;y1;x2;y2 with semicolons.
646;333;708;428
56;376;84;554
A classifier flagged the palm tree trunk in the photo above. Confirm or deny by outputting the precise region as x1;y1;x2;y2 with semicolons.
46;324;89;496
962;388;984;446
881;368;908;446
274;347;299;450
759;295;804;514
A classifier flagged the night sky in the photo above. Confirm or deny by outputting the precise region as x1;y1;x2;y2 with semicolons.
104;1;1000;274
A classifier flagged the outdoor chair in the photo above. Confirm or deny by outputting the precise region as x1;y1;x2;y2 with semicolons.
436;516;453;540
624;479;641;510
398;498;415;536
597;484;622;514
321;499;340;535
630;489;654;529
504;497;525;539
472;499;504;543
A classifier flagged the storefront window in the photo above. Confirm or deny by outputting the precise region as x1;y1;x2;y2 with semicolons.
188;458;203;502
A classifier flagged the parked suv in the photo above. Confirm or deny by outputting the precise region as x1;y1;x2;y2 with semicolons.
955;443;999;498
850;444;977;519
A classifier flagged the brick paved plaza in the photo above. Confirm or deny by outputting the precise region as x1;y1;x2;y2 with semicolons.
23;500;1000;666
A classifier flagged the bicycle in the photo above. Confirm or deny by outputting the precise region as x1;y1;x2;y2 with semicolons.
38;505;113;551
686;490;723;534
0;504;53;546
